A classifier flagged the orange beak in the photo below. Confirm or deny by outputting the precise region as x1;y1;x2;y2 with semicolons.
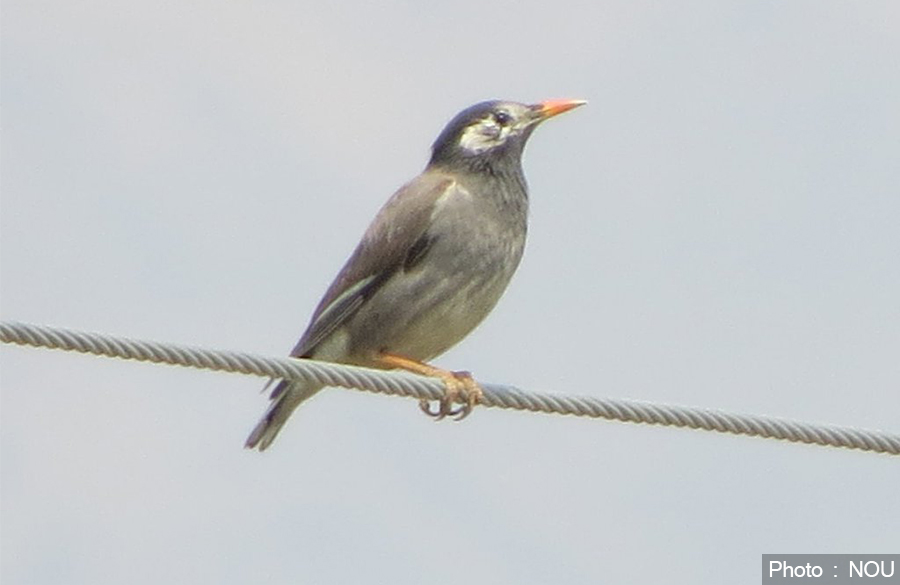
536;98;588;119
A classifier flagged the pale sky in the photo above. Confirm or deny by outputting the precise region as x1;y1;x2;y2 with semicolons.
2;1;898;583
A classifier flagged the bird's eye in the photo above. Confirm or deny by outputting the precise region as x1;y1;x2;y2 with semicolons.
493;111;512;126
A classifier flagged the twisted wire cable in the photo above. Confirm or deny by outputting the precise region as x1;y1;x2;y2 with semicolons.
2;320;898;455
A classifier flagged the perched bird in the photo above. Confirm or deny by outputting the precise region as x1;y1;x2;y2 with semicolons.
246;98;586;450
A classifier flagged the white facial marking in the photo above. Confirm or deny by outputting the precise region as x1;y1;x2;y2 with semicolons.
457;111;517;154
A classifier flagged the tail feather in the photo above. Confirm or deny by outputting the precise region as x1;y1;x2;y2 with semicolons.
245;380;323;450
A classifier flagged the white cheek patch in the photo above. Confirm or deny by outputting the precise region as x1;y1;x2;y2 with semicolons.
458;119;509;154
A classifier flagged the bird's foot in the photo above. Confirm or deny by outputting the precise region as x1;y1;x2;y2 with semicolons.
376;353;482;421
417;370;483;421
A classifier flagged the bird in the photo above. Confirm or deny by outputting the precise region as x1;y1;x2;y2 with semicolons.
246;98;586;450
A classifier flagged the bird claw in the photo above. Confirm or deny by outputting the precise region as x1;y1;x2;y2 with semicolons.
374;353;483;422
418;370;483;422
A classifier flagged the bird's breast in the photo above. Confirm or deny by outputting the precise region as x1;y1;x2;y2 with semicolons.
345;178;528;363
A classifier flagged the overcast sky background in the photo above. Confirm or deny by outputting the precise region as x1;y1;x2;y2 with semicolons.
2;1;898;583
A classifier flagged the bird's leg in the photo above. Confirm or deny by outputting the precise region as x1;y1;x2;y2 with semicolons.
376;353;483;421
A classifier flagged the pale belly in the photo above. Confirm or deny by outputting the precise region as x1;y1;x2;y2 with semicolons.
340;232;524;364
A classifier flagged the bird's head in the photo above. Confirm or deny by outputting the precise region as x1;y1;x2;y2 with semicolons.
429;99;586;172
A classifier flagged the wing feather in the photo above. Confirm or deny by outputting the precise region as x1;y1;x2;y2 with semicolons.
290;172;459;358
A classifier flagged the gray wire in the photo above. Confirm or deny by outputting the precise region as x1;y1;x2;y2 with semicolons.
2;320;898;455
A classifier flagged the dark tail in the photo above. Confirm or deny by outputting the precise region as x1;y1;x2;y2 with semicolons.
245;379;323;451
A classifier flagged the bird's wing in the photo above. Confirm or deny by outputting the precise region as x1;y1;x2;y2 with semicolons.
289;171;460;358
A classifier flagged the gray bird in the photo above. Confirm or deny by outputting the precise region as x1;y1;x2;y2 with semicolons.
246;98;585;450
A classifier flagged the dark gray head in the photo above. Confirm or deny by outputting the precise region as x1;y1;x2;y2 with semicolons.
428;99;586;174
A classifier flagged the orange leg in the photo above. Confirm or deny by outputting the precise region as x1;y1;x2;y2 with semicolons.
376;353;483;421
